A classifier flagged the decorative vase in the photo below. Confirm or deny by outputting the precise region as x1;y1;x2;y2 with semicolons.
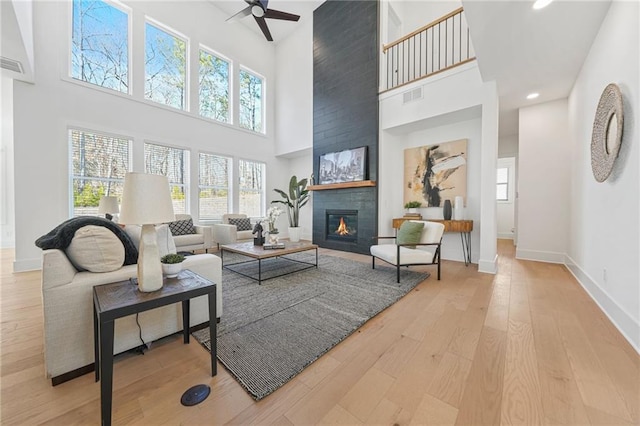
161;262;183;278
288;226;301;243
443;200;452;220
268;232;279;244
454;196;464;220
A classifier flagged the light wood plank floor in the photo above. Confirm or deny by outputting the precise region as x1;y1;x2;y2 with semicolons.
1;240;638;425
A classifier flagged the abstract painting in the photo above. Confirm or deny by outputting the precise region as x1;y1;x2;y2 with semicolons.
404;139;467;207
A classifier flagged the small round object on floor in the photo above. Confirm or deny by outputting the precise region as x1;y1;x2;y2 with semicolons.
180;384;211;406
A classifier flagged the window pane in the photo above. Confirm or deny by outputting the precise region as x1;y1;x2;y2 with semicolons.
199;50;230;123
70;129;130;217
497;183;508;201
71;0;129;92
238;159;265;217
497;167;508;183
199;153;231;220
144;143;189;214
239;69;263;132
145;22;187;110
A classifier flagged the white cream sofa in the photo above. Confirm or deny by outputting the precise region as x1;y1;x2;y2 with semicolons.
212;213;254;247
41;249;222;384
170;214;214;253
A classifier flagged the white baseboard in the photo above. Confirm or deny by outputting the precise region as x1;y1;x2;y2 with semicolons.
564;255;639;354
13;258;40;272
478;254;498;274
497;233;514;240
515;248;565;264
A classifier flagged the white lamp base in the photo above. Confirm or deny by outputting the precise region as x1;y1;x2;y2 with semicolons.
137;224;163;292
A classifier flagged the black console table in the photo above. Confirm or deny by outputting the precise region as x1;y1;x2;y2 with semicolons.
93;269;217;426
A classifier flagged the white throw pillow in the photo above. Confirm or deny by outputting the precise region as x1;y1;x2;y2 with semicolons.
123;224;176;257
65;225;125;272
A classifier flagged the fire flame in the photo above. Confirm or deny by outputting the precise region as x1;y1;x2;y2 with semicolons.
336;217;349;235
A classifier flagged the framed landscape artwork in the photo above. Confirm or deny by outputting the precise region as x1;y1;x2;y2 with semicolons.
404;139;467;207
319;146;367;184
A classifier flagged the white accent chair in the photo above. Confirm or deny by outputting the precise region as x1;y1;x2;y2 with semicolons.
370;220;445;283
212;214;254;248
171;214;214;253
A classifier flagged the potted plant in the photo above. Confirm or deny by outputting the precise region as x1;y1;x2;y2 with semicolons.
160;253;185;278
272;175;309;242
404;201;422;214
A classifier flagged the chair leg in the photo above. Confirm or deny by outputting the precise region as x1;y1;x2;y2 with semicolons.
372;256;375;269
397;265;400;283
437;254;441;280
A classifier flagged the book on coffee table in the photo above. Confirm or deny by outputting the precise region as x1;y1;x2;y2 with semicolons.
263;243;285;250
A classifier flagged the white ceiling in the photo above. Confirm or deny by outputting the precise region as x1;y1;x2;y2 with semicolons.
462;0;612;137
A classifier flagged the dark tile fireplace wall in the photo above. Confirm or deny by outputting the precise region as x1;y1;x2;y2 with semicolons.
312;0;379;255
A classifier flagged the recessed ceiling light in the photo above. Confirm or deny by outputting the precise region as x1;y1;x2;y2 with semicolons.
527;92;540;100
533;0;554;10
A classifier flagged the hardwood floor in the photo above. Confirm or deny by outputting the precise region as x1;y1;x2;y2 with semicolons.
1;240;638;425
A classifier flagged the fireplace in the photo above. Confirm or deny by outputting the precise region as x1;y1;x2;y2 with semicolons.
326;210;358;243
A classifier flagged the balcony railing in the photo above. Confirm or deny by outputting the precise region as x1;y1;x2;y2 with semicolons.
382;7;476;93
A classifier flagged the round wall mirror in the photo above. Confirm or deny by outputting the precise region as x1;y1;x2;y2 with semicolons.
591;83;624;182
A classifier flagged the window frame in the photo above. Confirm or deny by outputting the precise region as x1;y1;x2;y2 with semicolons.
68;126;132;218
198;45;232;124
496;166;510;203
238;158;266;218
238;66;265;134
198;152;233;221
143;141;191;215
143;17;190;111
69;0;133;94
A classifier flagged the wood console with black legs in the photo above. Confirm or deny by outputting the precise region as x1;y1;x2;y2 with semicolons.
93;270;217;426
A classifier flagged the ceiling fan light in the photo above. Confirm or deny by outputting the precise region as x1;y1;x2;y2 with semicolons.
533;0;554;10
252;5;265;18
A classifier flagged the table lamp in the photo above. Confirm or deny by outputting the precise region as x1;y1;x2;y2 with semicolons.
98;196;120;221
119;173;175;292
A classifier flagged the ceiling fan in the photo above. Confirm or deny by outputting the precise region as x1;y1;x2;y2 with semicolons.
226;0;300;42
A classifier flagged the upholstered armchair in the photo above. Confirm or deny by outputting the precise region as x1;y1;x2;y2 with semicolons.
370;220;445;283
212;214;254;248
168;214;214;253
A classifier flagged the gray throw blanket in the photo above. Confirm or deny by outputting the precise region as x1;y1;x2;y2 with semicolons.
35;216;139;266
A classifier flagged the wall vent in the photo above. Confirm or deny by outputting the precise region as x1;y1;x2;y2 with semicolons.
402;86;423;104
1;57;24;74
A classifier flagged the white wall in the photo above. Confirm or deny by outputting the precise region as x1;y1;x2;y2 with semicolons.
1;76;16;248
12;1;288;271
567;0;639;351
399;0;462;35
379;63;499;272
498;134;518;158
516;99;570;263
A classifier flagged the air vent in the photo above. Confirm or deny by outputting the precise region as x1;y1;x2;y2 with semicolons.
1;57;24;74
402;87;423;104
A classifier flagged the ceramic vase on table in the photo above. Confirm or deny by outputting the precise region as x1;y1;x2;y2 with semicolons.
268;232;279;244
443;200;452;220
162;262;183;278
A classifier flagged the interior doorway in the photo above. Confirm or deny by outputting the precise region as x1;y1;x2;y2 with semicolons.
496;157;516;244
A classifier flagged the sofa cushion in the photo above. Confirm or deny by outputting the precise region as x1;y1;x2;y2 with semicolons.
396;220;424;249
228;217;252;231
65;225;125;272
124;224;176;257
169;218;194;236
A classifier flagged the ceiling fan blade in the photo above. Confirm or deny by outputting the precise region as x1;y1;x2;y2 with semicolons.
226;5;252;22
254;15;273;41
264;8;300;22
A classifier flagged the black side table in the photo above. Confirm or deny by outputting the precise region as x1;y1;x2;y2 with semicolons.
93;269;217;426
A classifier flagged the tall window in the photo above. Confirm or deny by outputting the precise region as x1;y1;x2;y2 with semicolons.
70;129;130;217
198;153;231;220
238;159;265;217
199;49;230;123
239;69;263;133
71;0;129;93
144;142;189;214
497;167;509;201
145;21;187;110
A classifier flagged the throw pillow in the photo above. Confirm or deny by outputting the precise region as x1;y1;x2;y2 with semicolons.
124;224;176;257
65;225;125;272
228;217;252;231
396;221;424;249
169;218;194;236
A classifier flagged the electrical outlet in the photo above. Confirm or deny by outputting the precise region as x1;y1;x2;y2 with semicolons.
603;268;607;284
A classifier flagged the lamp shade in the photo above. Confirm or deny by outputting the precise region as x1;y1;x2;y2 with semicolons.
119;173;175;225
98;196;120;215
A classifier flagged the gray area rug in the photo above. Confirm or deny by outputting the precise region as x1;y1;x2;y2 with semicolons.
192;252;430;400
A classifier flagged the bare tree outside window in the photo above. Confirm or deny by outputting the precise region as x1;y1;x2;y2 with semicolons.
144;142;189;214
145;22;187;110
239;159;265;217
199;50;230;123
239;69;263;133
71;0;129;92
199;153;231;219
70;129;130;217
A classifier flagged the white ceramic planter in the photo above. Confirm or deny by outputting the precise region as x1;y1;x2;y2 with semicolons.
288;227;301;242
161;262;183;278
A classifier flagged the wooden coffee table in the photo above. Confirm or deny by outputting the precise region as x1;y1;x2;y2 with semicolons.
220;241;318;284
